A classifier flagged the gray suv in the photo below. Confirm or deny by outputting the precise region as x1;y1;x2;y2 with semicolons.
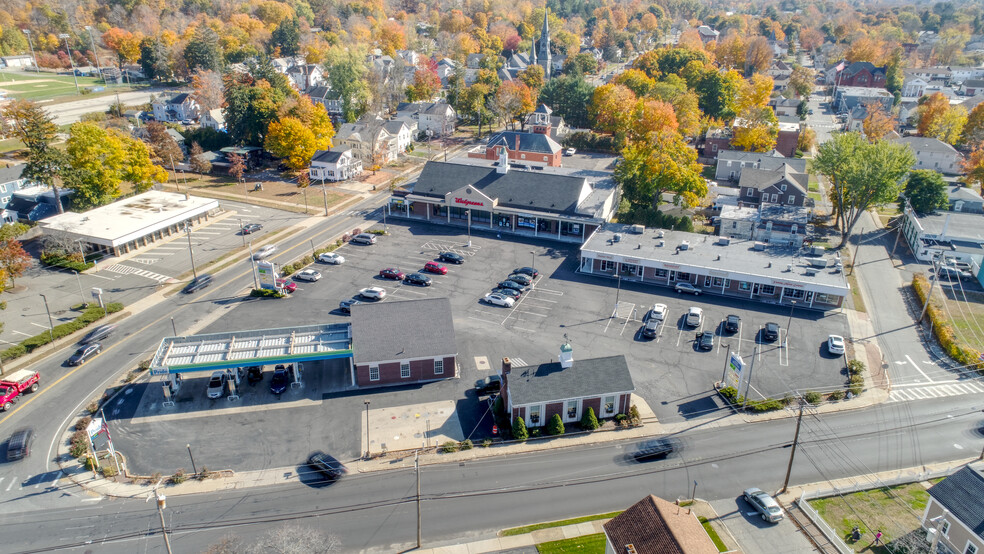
743;487;784;523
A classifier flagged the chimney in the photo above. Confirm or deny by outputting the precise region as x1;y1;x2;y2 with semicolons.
501;357;511;375
515;134;520;151
559;342;573;369
496;147;509;174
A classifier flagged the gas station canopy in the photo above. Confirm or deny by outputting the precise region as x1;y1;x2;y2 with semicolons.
150;323;352;375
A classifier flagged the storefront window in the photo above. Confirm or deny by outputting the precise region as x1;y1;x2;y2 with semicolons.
600;260;616;272
433;205;447;217
517;216;536;229
495;215;511;227
621;263;638;275
654;269;668;278
739;282;751;291
566;400;577;419
471;209;490;223
604;396;615;416
561;221;581;236
449;206;468;220
529;405;541;425
760;285;775;295
787;289;805;299
676;272;690;281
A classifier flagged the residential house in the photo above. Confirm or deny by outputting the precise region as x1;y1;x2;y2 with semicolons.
901;74;930;98
500;343;635;429
270;56;303;75
833;86;894;113
350;298;457;388
719;204;811;247
334;116;411;166
775;118;801;158
893;136;962;175
963;95;984;113
946;185;984;214
286;64;324;91
714;150;806;182
218;146;264;170
151;93;200;123
906;66;952;83
770;97;801;118
396;49;420;68
921;461;984;554
898;100;920;126
603;495;720;554
394;101;457;138
831;61;888;88
738;165;809;207
310;148;363;182
436;58;457;86
306;86;345;122
696;25;720;44
961;79;984;96
949;66;984;83
0;165;36;222
701;127;732;160
846;104;868;133
200;109;226;132
165;128;187;156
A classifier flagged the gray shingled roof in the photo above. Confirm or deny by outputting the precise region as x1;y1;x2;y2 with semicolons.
312;149;344;164
0;164;25;184
894;136;958;154
351;298;456;364
412;160;588;214
718;150;807;174
486;131;561;154
739;166;808;195
928;462;984;539
508;354;634;406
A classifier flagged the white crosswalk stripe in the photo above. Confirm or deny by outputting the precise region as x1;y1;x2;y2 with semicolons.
888;381;984;403
103;264;175;284
510;358;527;367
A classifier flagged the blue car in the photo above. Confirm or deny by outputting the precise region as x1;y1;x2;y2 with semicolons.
270;365;290;394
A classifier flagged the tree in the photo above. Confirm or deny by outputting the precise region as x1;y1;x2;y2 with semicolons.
563;53;599;76
323;47;372;123
279;96;335;148
962;146;984;191
517;65;545;96
798;127;817;152
538;75;595;129
589;84;637;140
744;37;773;74
511;416;528;441
0;239;30;289
694;69;742;121
788;66;814;99
265;117;324;170
140;37;172;81
885;48;903;99
731;74;778;152
269;17;300;57
546;414;565;435
189;142;211;175
191;69;223;111
184;26;223;74
903;170;948;214
494;81;535;129
580;407;600;430
2;100;66;213
961;103;984;147
812;133;915;248
405;69;441;102
223;71;292;147
145;122;183;166
611;69;655;97
862;103;896;142
917;92;967;145
102;28;142;85
616;132;706;212
715;33;746;70
228;153;246;183
626;99;678;145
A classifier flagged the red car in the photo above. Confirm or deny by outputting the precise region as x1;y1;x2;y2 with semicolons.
423;261;448;275
276;278;297;293
379;268;406;280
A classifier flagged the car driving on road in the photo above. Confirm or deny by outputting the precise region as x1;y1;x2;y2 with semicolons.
67;343;102;366
475;375;502;395
631;438;677;461
80;324;115;345
182;274;213;293
308;451;345;481
252;244;277;260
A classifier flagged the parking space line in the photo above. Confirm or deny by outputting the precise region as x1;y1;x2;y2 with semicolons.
905;354;934;383
11;330;31;337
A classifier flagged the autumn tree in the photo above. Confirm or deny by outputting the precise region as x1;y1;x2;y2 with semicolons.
862;103;896;142
518;65;545;96
962;147;984;191
798;128;817;152
191;69;223;111
265;117;323;170
223;60;296;146
611;69;655;97
917;92;967;145
961;103;984;147
788;66;814;99
744;37;773;74
406;68;441;102
323;46;371;123
494;81;535;129
615;132;706;212
626;99;678;144
904;170;948;214
731;74;778;152
139;37;172;81
189;142;211;176
715;33;745;70
2;100;66;213
145;122;183;166
845;36;884;64
589;84;636;143
0;238;30;289
228;153;246;183
102;28;142;85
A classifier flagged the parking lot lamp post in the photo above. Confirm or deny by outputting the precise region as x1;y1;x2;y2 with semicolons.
238;218;245;247
186;444;198;475
614;274;622;314
784;301;796;347
39;294;54;343
170;317;177;337
247;241;259;289
58;34;81;95
84;26;102;83
74;270;86;308
22;30;39;74
364;400;371;459
185;224;198;280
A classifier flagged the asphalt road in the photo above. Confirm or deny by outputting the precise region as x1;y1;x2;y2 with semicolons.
43;89;165;126
0;394;980;553
804;90;840;145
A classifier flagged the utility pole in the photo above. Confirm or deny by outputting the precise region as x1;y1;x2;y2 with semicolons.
152;481;173;554
74;270;86;308
39;294;54;343
185;224;198;280
848;226;865;276
920;255;940;322
239;218;246;247
322;183;330;216
84;26;102;83
58;34;81;94
780;400;805;494
415;451;422;549
247;242;259;289
364;400;371;459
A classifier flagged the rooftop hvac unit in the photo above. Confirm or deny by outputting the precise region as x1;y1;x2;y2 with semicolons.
786;264;793;272
658;240;665;247
718;237;731;246
753;242;766;251
806;257;829;268
805;269;817;276
630;224;645;234
679;241;690;250
613;233;622;242
658;230;665;238
808;246;825;256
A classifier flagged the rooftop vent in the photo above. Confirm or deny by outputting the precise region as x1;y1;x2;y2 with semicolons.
658;240;665;247
658;230;665;238
718;237;731;246
753;242;766;251
630;224;644;234
805;269;817;276
679;241;690;250
613;233;622;242
786;264;793;272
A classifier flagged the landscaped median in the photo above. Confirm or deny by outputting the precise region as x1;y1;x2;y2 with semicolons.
912;273;984;374
0;303;123;363
716;359;865;413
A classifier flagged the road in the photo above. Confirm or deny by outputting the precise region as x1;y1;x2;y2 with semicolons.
0;394;980;553
43;89;165;126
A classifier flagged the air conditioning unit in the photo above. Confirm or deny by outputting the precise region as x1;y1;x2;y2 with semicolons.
718;237;731;246
630;224;645;234
679;241;690;250
613;233;622;242
806;257;829;268
753;242;767;251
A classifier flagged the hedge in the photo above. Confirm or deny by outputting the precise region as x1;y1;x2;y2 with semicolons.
249;288;284;298
40;252;95;272
912;274;984;374
718;386;791;412
0;302;123;361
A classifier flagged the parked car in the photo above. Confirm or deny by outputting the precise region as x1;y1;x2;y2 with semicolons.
685;307;703;327
253;244;277;260
241;223;262;235
648;303;667;321
827;334;846;355
379;268;406;280
358;287;386;300
506;273;533;286
483;293;515;307
937;266;973;281
762;322;780;341
67;343;102;366
631;438;677;461
270;366;290;394
475;375;502;395
350;233;377;245
308;451;345;480
565;148;576;156
724;315;741;334
424;261;448;275
182;274;213;294
206;371;226;399
695;331;714;351
404;273;432;286
642;318;660;339
246;366;263;385
439;252;464;264
275;278;297;293
513;267;539;278
318;252;345;264
675;282;702;295
6;428;34;461
80;324;116;345
743;487;784;523
339;298;362;313
491;287;521;299
294;269;322;282
497;280;525;293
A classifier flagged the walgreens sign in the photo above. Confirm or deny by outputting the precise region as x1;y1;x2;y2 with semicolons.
454;197;487;208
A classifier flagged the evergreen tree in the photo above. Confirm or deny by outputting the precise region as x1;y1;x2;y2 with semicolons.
2;100;66;213
140;37;172;81
270;17;301;57
580;407;600;430
547;414;565;435
511;416;529;441
184;27;224;73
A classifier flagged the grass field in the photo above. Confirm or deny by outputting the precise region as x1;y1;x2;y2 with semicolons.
935;285;984;354
502;512;621;537
535;533;606;553
808;483;930;553
0;71;114;101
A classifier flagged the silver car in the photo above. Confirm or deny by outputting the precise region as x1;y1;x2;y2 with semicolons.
743;487;783;523
206;371;226;399
252;244;277;260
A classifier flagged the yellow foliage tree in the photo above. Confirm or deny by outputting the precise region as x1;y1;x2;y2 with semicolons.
265;117;325;171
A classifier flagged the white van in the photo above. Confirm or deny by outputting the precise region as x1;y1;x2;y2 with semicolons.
351;233;377;245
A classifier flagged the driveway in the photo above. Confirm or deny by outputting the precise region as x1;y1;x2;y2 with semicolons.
710;497;817;554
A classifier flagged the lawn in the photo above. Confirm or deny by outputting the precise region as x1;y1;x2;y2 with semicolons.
698;516;728;552
808;483;931;553
935;286;984;354
502;512;622;537
160;172;352;215
808;175;819;192
809;191;823;203
536;533;606;553
0;71;140;101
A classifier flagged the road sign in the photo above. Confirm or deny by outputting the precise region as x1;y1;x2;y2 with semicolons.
726;353;745;390
257;261;277;290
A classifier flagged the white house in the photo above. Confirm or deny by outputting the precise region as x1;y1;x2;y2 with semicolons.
893;136;962;174
901;75;929;98
287;64;324;91
152;93;200;123
199;109;226;132
394;101;457;137
310;148;363;182
846;104;868;133
334;116;411;166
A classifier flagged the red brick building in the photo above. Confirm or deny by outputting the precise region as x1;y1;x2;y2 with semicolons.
833;61;888;88
468;105;563;167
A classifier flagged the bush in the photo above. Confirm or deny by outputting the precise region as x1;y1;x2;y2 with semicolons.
1;344;27;361
249;288;284;298
913;274;984;374
368;229;386;235
847;359;865;376
512;416;529;441
563;131;617;153
614;413;628;425
546;414;565;436
101;465;118;478
747;398;785;412
849;383;864;396
69;440;88;458
441;441;459;453
481;439;492;448
580;407;600;430
804;391;823;405
76;416;92;431
170;469;187;484
628;405;641;425
198;466;211;480
460;439;473;450
40;252;95;272
280;263;297;276
829;390;845;401
617;204;694;232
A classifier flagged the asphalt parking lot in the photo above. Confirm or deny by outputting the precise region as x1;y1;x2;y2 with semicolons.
111;220;850;474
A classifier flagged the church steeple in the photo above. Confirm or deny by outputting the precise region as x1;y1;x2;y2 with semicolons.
531;36;537;65
537;8;552;79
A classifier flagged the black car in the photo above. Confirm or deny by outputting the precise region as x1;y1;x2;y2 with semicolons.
497;280;525;293
506;273;533;286
246;366;263;385
762;322;780;341
491;287;521;299
513;267;539;278
438;252;464;264
182;274;213;294
631;438;677;461
641;318;660;339
308;451;345;480
724;315;741;334
67;343;102;366
270;366;290;394
475;375;502;395
6;428;33;461
695;331;714;351
80;324;115;345
339;298;362;313
241;223;263;235
404;272;432;286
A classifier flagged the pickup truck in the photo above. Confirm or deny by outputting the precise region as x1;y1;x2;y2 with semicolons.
0;370;40;411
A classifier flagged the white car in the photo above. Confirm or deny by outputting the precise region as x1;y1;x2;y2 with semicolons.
318;252;345;264
206;371;226;399
252;244;277;260
827;334;846;355
564;147;576;156
685;307;703;327
358;287;386;300
649;303;668;321
294;269;322;282
483;293;515;307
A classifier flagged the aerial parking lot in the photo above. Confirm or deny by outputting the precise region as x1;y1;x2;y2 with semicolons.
110;220;850;474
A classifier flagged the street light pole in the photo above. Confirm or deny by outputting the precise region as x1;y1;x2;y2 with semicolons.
84;26;102;83
170;317;177;337
415;451;422;548
247;241;259;289
39;294;54;343
321;183;329;216
22;30;39;74
239;218;245;247
153;481;173;554
186;444;198;475
364;400;371;459
58;34;81;94
185;224;198;280
74;270;86;308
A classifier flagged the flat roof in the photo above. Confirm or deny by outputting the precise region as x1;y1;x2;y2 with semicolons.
150;323;352;374
351;298;456;364
914;210;984;241
38;191;218;247
581;224;849;295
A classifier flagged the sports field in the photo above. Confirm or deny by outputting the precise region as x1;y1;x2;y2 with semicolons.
0;71;109;101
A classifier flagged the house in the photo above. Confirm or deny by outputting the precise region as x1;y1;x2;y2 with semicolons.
696;25;720;44
946;185;984;214
309;148;363;182
603;495;720;554
831;61;888;88
949;66;984;83
394;101;457;138
893;137;961;175
286;64;324;91
906;66;953;83
4;185;74;223
714;150;806;182
898;100;920;126
701;127;732;160
333;116;411;166
200;109;226;132
961;79;984;97
218;146;264;170
500;342;635;429
165;128;187;155
0;55;34;69
436;58;457;86
523;104;567;139
719;203;811;247
833;86;894;113
846;104;868;133
921;461;984;554
775;119;801;158
902;74;930;98
151;93;200;123
306;86;345;122
470;130;563;167
0;165;37;222
350;298;457;388
769;97;801;118
738;165;809;207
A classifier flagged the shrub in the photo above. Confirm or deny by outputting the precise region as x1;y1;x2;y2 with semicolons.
170;469;187;484
847;359;865;376
40;252;95;272
76;416;92;431
369;229;386;235
546;414;565;436
530;428;542;437
563;130;617;153
804;391;823;405
580;407;600;430
86;401;100;414
614;413;628;425
512;416;529;441
1;344;27;361
628;405;641;425
69;440;88;458
913;274;984;374
198;466;211;480
481;439;492;448
829;390;845;401
101;465;118;478
441;441;459;453
617;204;694;232
747;398;785;412
249;288;284;298
849;383;864;396
460;439;473;450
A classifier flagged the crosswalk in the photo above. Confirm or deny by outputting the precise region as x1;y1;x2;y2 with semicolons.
888;381;984;403
102;263;175;284
0;470;85;496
